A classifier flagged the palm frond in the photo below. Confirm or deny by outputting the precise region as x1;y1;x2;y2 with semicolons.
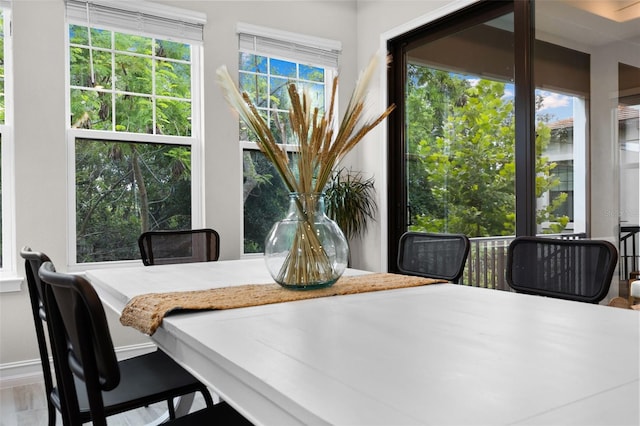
325;168;377;240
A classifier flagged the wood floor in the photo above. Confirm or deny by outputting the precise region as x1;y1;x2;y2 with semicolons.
0;381;207;425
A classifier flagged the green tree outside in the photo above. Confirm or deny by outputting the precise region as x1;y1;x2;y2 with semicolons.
406;65;568;237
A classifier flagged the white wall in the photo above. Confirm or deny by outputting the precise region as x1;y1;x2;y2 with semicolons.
1;0;72;376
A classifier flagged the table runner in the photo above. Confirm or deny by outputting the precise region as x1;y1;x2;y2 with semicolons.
120;273;446;335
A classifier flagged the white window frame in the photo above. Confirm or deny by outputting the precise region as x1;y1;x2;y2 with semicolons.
236;23;341;256
0;3;19;292
65;0;206;269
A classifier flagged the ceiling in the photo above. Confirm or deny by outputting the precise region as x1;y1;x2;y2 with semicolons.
536;0;640;49
566;0;640;22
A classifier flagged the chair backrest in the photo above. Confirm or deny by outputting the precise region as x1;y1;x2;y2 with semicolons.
19;248;56;409
39;261;120;426
506;236;618;303
138;228;220;266
397;232;471;283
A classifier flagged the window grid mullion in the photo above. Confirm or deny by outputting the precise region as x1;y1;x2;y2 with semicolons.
267;57;273;130
152;37;157;134
110;31;116;132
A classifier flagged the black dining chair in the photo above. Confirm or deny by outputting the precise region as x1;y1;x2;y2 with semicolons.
506;236;618;303
397;232;471;283
20;247;58;426
138;228;220;266
37;261;252;426
21;247;221;425
138;228;253;421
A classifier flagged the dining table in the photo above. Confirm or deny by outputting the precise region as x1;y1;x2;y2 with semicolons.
86;258;640;426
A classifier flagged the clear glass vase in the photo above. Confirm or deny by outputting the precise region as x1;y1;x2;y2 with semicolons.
264;192;349;290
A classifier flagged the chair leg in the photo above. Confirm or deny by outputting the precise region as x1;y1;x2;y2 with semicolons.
167;398;176;419
47;401;56;426
200;387;215;408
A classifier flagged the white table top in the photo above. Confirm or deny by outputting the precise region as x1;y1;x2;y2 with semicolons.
87;259;640;426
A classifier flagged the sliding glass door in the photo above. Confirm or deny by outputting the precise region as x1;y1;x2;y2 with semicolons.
387;0;596;284
387;1;526;281
618;63;640;281
403;11;516;238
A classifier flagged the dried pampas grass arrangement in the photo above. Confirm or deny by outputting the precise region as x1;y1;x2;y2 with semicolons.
216;53;394;287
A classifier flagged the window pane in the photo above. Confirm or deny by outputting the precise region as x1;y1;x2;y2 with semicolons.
93;50;113;89
156;99;191;136
0;87;3;124
69;24;88;45
243;150;289;253
115;53;152;94
405;10;517;238
299;82;325;111
0;12;4;125
90;28;112;49
239;73;268;107
156;39;190;61
239;53;267;73
115;94;152;132
69;25;111;49
1;10;7;269
70;89;112;130
76;139;192;262
269;58;296;78
0;135;2;268
405;13;517;237
114;32;152;55
413;73;515;237
70;48;112;89
300;64;324;82
535;4;590;236
535;90;581;233
69;46;91;87
272;111;293;144
156;60;191;98
270;76;291;110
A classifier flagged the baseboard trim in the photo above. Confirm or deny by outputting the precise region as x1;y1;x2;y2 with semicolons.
0;343;157;389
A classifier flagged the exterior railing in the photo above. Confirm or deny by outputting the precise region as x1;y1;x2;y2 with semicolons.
620;225;639;279
459;233;587;289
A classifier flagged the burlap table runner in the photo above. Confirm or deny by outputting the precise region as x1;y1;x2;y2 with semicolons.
121;273;446;335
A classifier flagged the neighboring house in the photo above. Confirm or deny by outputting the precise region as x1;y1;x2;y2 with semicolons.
540;105;639;233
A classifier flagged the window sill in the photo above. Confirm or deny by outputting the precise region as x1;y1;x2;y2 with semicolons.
0;275;23;293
